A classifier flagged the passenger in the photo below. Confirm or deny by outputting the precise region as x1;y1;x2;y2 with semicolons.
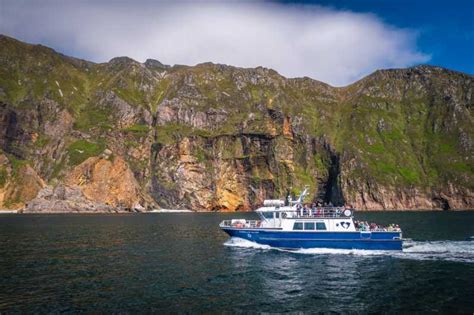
296;203;302;217
370;223;376;231
285;191;290;206
361;221;369;231
303;204;310;216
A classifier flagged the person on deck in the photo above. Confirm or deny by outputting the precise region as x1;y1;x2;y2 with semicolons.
296;203;302;217
303;204;309;216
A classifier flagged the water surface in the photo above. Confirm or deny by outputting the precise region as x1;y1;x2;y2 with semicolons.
0;211;473;313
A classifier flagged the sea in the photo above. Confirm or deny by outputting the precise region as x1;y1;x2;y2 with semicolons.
0;211;473;313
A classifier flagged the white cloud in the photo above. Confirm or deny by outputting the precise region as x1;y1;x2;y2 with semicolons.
0;0;429;86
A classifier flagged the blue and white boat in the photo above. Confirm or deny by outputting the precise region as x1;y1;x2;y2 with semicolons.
220;186;403;250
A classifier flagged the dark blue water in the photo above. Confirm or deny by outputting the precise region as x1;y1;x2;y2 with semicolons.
0;212;473;313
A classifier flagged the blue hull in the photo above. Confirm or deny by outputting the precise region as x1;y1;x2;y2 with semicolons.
222;228;402;250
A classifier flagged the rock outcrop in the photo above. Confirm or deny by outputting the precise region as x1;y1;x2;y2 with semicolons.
0;34;472;212
65;155;154;210
0;154;45;209
23;185;121;213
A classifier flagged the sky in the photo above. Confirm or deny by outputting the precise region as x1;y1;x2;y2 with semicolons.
0;0;472;86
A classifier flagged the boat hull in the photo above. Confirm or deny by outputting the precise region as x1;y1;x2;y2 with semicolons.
222;228;402;250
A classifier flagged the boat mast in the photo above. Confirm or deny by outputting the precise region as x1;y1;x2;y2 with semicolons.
289;185;309;206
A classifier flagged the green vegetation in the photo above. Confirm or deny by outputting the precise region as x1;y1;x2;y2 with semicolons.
313;153;329;178
8;155;29;179
292;164;317;197
155;123;197;145
34;135;50;148
193;146;207;163
399;167;420;184
122;124;150;137
73;108;112;131
67;140;105;166
125;140;139;148
0;167;7;188
51;158;66;179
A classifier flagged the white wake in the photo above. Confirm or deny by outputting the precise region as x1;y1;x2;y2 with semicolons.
224;237;273;250
224;237;474;263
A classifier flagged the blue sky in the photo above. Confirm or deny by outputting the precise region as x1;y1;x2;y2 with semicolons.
277;0;474;76
0;0;472;85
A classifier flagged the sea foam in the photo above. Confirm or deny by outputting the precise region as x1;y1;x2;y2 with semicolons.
224;237;474;263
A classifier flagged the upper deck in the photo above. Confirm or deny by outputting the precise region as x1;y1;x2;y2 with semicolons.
256;206;353;219
219;187;401;233
220;205;358;232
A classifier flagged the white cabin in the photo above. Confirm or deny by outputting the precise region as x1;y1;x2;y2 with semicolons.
254;205;356;232
223;186;356;232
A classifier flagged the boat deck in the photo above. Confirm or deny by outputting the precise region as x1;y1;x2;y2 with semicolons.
219;219;401;232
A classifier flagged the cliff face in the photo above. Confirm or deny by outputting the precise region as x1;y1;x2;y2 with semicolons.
0;35;472;211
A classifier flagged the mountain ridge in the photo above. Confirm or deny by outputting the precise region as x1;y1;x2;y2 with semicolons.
4;33;471;88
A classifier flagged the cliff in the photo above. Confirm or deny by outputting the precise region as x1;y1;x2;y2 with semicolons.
0;34;472;212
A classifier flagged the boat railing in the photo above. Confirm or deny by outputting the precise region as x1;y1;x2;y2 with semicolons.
356;226;402;232
355;220;402;232
289;207;351;219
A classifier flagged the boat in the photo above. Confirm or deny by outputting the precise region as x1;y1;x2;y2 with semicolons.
219;186;403;250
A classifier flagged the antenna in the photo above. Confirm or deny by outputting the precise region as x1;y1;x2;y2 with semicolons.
289;185;310;205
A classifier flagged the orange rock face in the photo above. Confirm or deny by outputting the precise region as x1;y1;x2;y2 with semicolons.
282;116;293;139
0;154;45;209
65;156;154;209
215;161;250;211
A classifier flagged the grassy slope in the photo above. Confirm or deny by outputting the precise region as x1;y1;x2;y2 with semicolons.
339;69;473;193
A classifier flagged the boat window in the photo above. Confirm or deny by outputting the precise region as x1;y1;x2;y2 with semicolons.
262;212;274;219
316;222;327;230
293;222;303;230
275;212;280;218
304;222;315;230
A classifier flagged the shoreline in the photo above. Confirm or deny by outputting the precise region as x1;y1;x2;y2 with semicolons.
0;210;18;214
0;208;473;215
148;209;193;213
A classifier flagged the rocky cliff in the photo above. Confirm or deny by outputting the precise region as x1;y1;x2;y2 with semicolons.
0;35;472;212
